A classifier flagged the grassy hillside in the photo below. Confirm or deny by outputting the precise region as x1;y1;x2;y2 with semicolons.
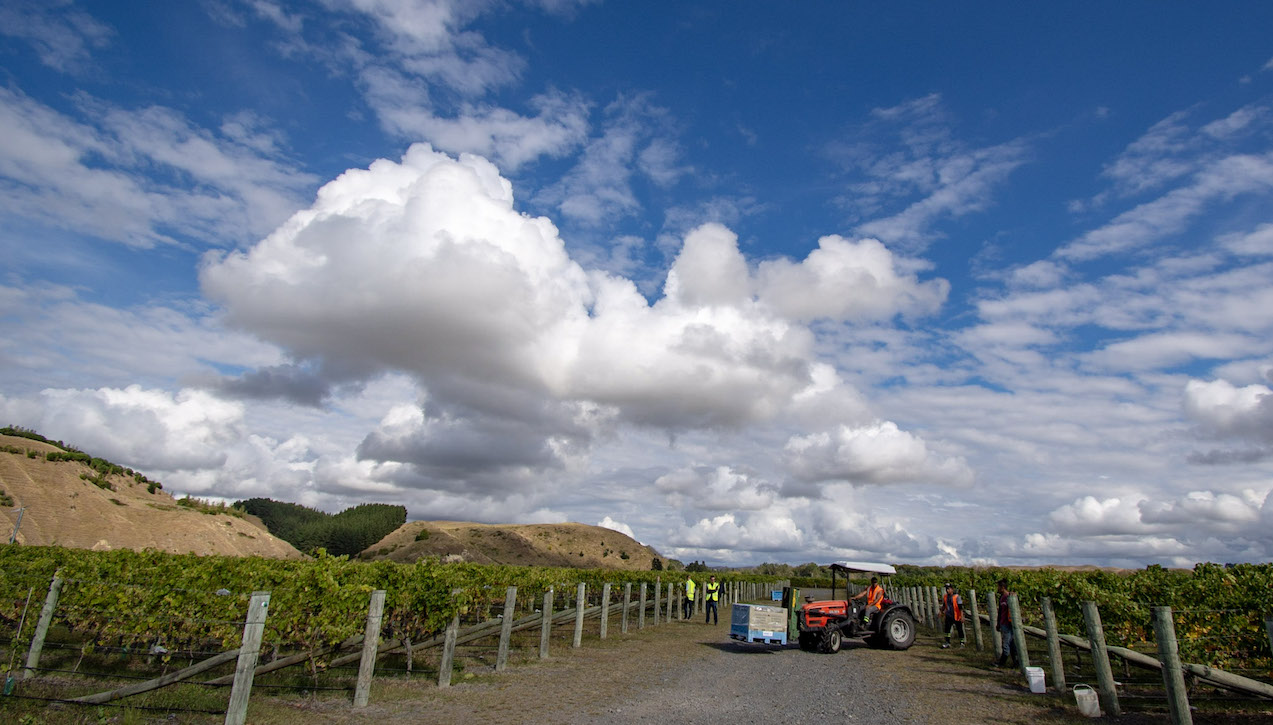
0;430;301;558
362;520;665;570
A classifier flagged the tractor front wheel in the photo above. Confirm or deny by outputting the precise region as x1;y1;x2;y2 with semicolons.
798;632;818;651
819;627;842;654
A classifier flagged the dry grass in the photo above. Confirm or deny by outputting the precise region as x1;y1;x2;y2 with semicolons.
0;434;300;558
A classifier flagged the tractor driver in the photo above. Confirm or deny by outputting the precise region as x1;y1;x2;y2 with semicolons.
849;576;885;626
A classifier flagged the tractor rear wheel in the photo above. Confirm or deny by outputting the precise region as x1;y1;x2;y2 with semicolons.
879;610;915;650
819;627;842;654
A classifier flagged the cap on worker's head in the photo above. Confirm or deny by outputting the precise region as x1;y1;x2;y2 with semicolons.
945;583;953;589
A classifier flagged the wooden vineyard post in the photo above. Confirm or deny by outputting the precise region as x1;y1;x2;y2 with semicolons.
438;612;460;688
573;583;586;648
1265;615;1273;671
1041;597;1066;694
667;582;675;622
968;589;983;651
930;586;941;629
621;583;631;634
638;583;647;630
1082;601;1121;717
600;583;612;639
23;575;63;679
1008;594;1030;676
988;591;1001;657
653;577;661;625
353;589;386;708
539;588;553;659
1153;606;1193;725
225;591;270;725
496;586;517;672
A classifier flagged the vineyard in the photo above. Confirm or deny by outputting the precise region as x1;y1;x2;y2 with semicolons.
889;563;1273;679
0;545;764;653
2;544;1272;722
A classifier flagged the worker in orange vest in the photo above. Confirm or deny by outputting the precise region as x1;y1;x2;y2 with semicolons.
850;576;885;626
941;583;966;648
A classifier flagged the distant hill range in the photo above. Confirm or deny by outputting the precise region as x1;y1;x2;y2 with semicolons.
1;428;663;570
0;430;300;558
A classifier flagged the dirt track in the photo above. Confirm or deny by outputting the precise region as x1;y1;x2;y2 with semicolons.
260;617;1095;725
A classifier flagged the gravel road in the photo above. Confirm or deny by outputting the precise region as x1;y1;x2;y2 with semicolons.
257;613;1091;725
566;634;919;724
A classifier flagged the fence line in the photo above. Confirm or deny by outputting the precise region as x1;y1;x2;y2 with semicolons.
893;584;1273;723
5;572;778;724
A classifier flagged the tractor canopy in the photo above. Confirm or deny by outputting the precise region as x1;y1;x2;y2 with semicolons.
828;561;897;575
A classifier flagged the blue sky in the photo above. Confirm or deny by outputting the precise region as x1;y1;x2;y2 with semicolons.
3;1;1273;567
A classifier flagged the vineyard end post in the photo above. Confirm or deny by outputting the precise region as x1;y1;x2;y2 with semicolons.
1041;597;1065;694
988;591;1001;656
621;582;631;634
353;589;386;708
638;582;647;630
968;589;983;651
1007;594;1030;677
496;586;517;672
539;588;553;659
23;575;63;680
1081;601;1121;717
225;591;271;725
572;582;586;648
438;612;460;687
600;583;612;638
1153;606;1193;725
652;577;661;626
1265;615;1273;671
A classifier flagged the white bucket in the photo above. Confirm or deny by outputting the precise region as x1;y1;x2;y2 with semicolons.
1026;666;1045;693
1073;684;1101;717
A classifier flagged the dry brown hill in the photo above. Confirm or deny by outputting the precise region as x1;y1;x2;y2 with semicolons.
361;520;664;570
0;433;301;559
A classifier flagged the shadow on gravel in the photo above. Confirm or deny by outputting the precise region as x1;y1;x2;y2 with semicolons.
699;640;869;654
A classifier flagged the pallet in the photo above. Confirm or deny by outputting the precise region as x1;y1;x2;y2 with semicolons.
729;631;788;645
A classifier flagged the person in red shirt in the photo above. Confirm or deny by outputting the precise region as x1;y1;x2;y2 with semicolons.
940;583;965;648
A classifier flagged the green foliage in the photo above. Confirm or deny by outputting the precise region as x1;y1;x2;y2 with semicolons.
891;563;1273;676
650;557;663;571
0;487;12;507
235;498;407;557
415;528;431;541
685;560;710;572
177;497;244;517
0;545;776;654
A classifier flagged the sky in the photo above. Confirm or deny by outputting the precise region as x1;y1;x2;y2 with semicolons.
3;1;1273;569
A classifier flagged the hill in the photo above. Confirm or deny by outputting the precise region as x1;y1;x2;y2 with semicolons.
360;520;665;570
0;432;301;559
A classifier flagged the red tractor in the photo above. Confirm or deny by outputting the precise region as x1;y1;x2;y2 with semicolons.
795;562;916;653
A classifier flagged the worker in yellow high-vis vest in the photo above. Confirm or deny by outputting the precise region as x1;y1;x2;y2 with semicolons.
704;575;721;624
683;574;696;619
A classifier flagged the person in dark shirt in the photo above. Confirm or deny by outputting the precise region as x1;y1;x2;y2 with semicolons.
993;578;1018;667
